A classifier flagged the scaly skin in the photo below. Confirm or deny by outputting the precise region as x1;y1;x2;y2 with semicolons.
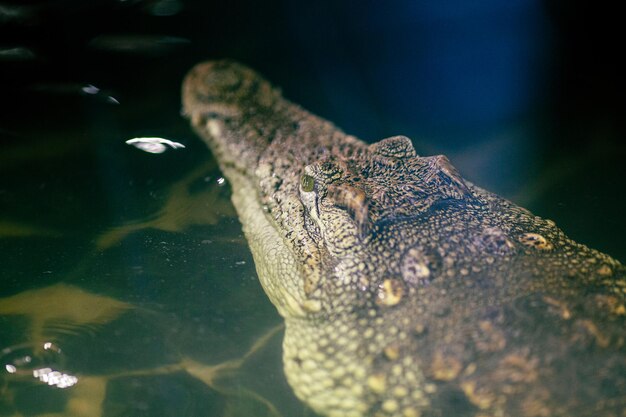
182;60;626;417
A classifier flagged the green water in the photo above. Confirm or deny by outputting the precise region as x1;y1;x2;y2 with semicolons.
0;110;318;416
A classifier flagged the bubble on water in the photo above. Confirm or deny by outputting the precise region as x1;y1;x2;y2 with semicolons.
33;367;78;388
1;342;77;388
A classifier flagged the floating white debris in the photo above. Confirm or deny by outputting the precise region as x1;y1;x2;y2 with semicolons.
126;137;185;154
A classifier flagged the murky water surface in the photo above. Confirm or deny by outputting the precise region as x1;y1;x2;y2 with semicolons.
0;113;318;415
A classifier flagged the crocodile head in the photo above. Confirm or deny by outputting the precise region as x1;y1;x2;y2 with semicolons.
183;60;626;417
183;60;475;320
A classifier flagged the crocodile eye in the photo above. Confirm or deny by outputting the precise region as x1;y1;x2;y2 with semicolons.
300;174;315;192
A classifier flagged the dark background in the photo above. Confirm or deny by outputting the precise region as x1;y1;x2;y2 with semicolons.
1;0;625;259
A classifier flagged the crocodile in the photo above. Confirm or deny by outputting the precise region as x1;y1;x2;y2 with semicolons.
182;60;626;417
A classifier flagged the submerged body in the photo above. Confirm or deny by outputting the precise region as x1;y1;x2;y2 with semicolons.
183;61;626;417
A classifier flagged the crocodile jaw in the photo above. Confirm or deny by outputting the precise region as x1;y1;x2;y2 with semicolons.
224;162;309;319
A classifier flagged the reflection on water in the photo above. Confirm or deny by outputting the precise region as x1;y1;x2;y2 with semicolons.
0;284;132;351
27;83;120;105
0;132;314;416
88;35;190;55
125;137;186;154
95;161;234;249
